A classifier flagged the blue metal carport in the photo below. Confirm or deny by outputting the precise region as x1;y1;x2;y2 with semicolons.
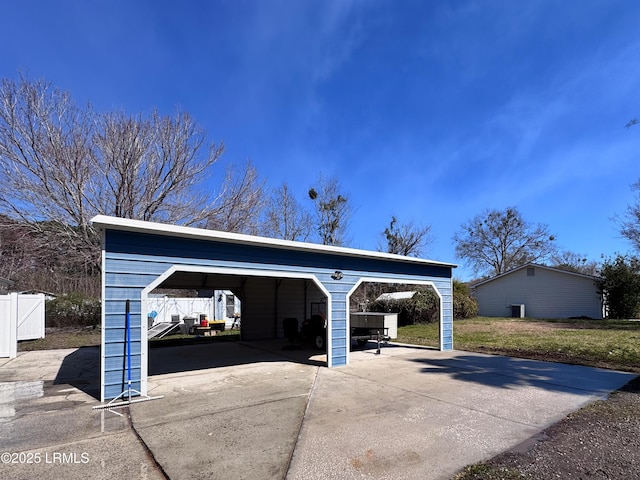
92;215;455;401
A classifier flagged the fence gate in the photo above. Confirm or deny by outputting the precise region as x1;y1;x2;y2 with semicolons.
0;294;18;358
0;293;46;358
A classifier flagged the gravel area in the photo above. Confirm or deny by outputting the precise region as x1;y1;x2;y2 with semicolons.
455;376;640;479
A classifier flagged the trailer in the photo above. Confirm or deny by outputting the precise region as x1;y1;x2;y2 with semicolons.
350;326;390;347
350;312;398;347
301;312;398;350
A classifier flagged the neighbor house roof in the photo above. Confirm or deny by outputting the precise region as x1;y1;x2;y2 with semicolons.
376;291;417;302
471;263;600;289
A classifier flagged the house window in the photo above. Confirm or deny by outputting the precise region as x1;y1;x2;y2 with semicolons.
527;267;535;277
226;294;236;317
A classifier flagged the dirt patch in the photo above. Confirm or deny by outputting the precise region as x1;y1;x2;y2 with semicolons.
455;376;640;479
464;320;613;334
461;321;554;334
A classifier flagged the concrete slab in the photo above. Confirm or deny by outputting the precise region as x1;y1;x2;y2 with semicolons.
287;345;634;479
0;341;636;480
134;343;319;480
0;346;101;400
0;348;164;480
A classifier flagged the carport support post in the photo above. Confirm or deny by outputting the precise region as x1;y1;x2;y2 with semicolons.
93;298;164;411
126;299;132;402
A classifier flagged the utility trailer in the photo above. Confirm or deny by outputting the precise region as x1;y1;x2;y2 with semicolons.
301;312;399;350
350;312;398;347
350;326;390;347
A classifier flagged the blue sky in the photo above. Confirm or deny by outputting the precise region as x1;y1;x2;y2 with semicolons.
1;0;639;280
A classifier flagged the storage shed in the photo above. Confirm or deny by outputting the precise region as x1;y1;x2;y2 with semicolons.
92;215;455;401
471;263;603;319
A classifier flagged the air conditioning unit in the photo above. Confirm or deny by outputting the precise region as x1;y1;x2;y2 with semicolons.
510;304;525;318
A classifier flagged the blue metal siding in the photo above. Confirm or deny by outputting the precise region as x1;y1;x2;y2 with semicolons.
101;228;453;400
330;290;349;367
103;280;145;399
106;230;452;279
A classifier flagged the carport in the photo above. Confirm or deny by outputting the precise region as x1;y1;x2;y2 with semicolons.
91;215;455;401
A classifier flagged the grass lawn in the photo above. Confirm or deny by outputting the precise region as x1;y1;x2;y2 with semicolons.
18;327;103;351
397;317;640;373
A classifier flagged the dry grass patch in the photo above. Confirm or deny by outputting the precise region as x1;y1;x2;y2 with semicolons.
18;327;101;351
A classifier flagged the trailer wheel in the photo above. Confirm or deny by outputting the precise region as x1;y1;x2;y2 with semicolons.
315;335;325;350
356;339;368;347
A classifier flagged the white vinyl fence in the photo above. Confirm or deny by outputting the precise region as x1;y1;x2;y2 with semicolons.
0;293;46;358
146;294;241;328
146;296;215;325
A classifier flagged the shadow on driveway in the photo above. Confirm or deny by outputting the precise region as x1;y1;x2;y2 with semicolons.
411;352;636;394
54;341;635;404
53;346;100;400
52;339;326;400
148;340;326;376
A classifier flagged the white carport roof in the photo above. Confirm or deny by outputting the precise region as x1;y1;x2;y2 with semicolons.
91;215;457;269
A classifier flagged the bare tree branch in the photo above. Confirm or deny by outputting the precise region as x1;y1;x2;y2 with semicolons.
453;207;557;277
262;182;313;241
0;75;231;285
206;161;266;235
91;109;224;225
379;215;433;257
308;174;351;246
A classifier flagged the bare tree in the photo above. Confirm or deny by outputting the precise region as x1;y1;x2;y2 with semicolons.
0;75;246;293
0;76;225;227
0;215;35;281
453;207;557;277
0;216;101;295
616;181;640;253
91;109;224;225
205;161;265;235
308;174;351;246
0;77;98;247
379;215;433;257
551;250;600;276
615;120;640;252
262;182;313;241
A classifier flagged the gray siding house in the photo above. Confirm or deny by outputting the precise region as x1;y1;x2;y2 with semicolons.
472;264;603;319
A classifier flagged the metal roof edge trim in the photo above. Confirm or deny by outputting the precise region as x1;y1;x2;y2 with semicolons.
91;215;457;269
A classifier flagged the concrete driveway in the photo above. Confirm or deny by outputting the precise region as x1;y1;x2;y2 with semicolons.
0;341;636;480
